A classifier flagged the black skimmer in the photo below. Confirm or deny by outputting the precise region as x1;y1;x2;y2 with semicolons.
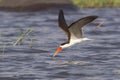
53;10;98;57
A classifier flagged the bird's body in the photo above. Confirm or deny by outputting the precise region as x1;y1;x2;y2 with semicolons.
61;38;92;48
53;10;98;57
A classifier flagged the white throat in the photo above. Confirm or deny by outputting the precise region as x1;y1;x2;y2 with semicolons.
61;38;93;48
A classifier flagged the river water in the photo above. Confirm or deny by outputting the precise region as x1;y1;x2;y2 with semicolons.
0;8;120;80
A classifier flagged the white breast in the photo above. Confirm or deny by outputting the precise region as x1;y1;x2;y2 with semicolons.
61;38;92;48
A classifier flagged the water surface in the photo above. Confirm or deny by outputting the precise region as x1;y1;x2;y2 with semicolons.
0;8;120;80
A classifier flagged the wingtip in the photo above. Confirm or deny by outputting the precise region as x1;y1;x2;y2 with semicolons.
59;9;63;14
83;16;99;20
93;16;99;19
89;16;99;20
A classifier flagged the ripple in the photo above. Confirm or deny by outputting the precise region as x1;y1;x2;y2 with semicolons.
0;8;120;80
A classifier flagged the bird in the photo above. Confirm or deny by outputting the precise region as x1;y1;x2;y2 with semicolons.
53;10;98;57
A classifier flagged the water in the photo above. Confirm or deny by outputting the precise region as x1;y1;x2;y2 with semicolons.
0;8;120;80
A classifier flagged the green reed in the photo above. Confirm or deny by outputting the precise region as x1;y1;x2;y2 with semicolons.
71;0;120;8
13;29;32;46
0;35;6;60
30;39;36;48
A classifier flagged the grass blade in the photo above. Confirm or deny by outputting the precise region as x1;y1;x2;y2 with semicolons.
13;29;32;46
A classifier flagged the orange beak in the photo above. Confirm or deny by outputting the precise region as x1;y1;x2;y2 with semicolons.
53;47;62;57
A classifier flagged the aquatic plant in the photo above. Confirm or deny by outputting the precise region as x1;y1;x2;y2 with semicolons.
71;0;120;8
13;29;32;46
0;35;6;60
30;39;36;48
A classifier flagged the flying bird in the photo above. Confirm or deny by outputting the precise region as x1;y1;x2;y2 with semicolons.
53;10;98;57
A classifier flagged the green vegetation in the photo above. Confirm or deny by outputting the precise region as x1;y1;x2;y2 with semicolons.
0;0;2;3
0;35;6;60
13;28;36;48
71;0;120;8
0;28;35;60
30;39;36;48
13;29;32;46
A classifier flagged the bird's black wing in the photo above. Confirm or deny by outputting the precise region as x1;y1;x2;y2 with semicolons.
58;10;70;41
68;16;98;40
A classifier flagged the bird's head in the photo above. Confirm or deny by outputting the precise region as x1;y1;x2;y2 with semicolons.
53;45;63;57
53;43;71;57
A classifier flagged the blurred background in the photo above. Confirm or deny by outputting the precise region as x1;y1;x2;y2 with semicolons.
0;0;120;80
0;0;120;11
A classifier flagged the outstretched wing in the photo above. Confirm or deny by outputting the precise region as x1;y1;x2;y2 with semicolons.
68;16;98;40
58;10;70;41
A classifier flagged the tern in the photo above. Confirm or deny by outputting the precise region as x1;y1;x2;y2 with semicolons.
53;10;98;57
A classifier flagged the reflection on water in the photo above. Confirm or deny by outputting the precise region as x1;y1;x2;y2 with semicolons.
49;59;90;65
0;8;120;80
